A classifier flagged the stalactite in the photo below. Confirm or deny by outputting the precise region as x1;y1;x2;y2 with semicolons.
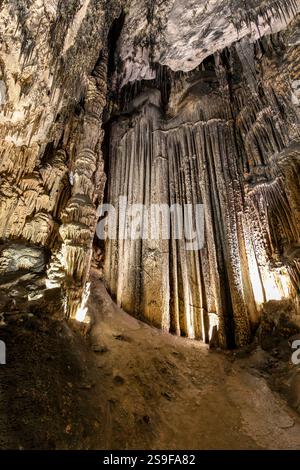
0;0;299;348
49;50;109;319
103;21;300;348
0;0;127;322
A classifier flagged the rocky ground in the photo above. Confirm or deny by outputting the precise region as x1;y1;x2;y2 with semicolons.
0;268;300;450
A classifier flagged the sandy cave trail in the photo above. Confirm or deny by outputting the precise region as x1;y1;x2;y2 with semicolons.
86;270;300;450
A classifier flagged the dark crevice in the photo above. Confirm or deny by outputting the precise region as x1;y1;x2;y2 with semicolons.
107;10;126;82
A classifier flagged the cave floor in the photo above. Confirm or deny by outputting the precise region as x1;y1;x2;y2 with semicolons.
87;270;300;450
1;269;300;450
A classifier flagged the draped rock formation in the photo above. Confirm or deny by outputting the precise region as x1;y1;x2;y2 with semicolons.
0;0;299;348
0;0;125;320
103;7;300;348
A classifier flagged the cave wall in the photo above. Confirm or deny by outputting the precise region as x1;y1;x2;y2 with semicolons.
118;0;300;84
0;0;126;321
0;1;299;347
104;16;300;348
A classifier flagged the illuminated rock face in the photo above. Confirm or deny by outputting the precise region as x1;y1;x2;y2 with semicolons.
104;14;300;348
118;0;300;84
0;1;299;347
0;0;124;319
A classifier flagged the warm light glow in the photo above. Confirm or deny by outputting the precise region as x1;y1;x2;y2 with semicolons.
264;277;282;302
75;282;91;323
264;271;291;302
208;313;219;341
247;251;265;305
45;279;60;289
28;292;43;301
246;242;291;305
76;306;88;323
250;270;265;305
279;273;291;298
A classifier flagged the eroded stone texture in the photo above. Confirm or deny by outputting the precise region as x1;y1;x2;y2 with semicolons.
0;0;125;320
104;16;300;348
118;0;300;85
0;1;299;347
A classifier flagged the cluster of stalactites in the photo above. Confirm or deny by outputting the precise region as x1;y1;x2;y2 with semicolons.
104;24;300;347
48;52;109;320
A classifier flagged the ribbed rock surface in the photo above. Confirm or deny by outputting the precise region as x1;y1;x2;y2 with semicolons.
104;16;300;348
0;1;299;347
0;0;125;319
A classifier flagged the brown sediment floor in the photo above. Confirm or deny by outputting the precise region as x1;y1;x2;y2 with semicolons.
0;269;299;450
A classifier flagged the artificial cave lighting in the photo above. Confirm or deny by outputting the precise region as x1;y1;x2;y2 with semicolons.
0;0;300;453
75;282;91;324
208;313;220;342
264;271;292;303
75;305;89;323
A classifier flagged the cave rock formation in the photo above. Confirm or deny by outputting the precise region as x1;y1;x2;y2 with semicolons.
0;0;300;348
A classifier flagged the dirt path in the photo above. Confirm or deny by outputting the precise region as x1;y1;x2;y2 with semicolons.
87;270;300;450
1;269;300;450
